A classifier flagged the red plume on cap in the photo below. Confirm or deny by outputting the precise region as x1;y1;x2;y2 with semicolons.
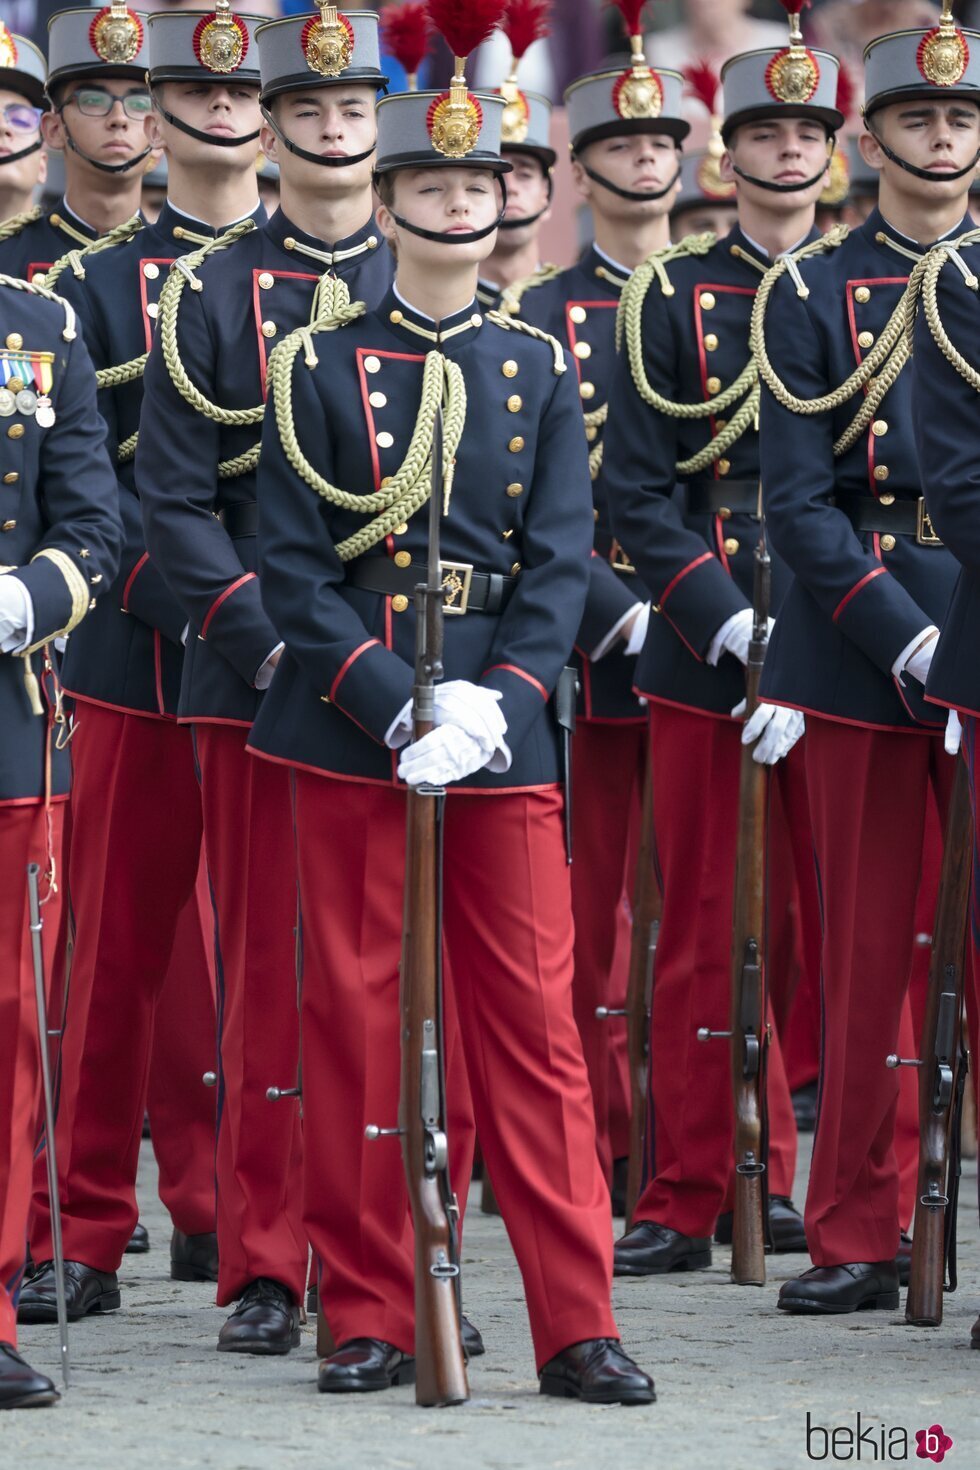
683;60;720;116
775;0;811;14
425;0;507;60
381;3;431;81
503;0;551;62
835;60;855;120
604;0;650;38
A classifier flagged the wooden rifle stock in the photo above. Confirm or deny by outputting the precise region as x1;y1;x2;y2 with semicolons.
398;403;469;1406
905;759;972;1327
729;536;771;1286
624;740;660;1229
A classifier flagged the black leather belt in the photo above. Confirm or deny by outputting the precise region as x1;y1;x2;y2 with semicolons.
217;502;258;539
345;557;518;615
835;495;943;546
684;479;762;518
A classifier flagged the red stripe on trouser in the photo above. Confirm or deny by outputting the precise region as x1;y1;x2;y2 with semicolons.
766;749;822;1094
803;716;955;1266
570;721;646;1181
293;775;617;1371
146;856;217;1237
0;803;65;1345
30;707;207;1270
634;705;799;1238
194;725;306;1306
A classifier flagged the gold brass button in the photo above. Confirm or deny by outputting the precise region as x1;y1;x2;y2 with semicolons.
389;309;404;324
369;391;387;408
585;425;598;441
89;598;97;610
723;537;739;555
508;436;525;453
391;593;409;612
1;519;15;531
874;464;889;481
143;262;159;280
258;271;274;289
878;492;895;506
173;226;187;240
6;378;22;394
706;376;721;395
855;286;871;303
3;472;17;484
880;534;896;552
393;522;408;535
510;562;521;575
593;507;599;521
320;694;331;703
376;431;394;448
32;274;46;288
394;550;411;569
8;424;24;439
261;320;276;338
5;333;22;350
380;475;393;487
858;330;874;349
718;506;732;520
506;482;523;497
574;341;592;360
146;302;159;319
364;355;381;374
506;395;522;412
502;360;518;378
579;381;595;400
717;458;731;476
78;548;90;558
872;419;888;437
715;418;727;431
90;573;102;584
470;314;482;328
700;292;716;310
367;235;378;249
703;333;718;351
569;305;587;324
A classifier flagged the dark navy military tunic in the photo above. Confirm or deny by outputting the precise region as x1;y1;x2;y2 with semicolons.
0;283;121;802
137;210;394;727
57;201;266;719
248;288;593;790
0;198;100;283
758;209;970;732
602;224;813;720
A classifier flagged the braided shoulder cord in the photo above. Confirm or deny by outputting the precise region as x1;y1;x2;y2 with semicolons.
43;213;143;290
904;231;980;394
267;318;466;562
499;262;562;316
0;272;77;341
485;308;567;375
0;206;42;242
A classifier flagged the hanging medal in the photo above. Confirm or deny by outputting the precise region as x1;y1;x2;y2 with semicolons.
35;396;55;428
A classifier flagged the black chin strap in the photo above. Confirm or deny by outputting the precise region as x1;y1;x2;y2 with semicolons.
62;122;152;175
730;158;832;194
384;174;509;247
0;138;44;168
574;156;680;203
153;96;260;150
864;119;980;184
497;171;553;231
261;106;375;169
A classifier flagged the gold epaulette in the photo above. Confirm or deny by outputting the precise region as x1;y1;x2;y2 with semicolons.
904;227;980;394
0;205;42;242
0;272;77;342
44;213;143;291
498;262;561;317
485;308;566;376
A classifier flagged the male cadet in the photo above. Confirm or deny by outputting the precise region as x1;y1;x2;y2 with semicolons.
247;0;655;1403
508;0;687;1191
0;275;121;1407
0;5;153;281
0;26;48;226
476;0;556;312
605;4;840;1277
670;64;737;241
752;0;980;1315
136;5;393;1356
20;2;268;1329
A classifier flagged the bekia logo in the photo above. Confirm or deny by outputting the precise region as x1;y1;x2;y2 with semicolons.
806;1413;954;1462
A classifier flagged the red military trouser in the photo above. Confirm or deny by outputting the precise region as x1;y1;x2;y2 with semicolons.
570;720;646;1180
804;716;956;1266
0;802;64;1345
194;725;306;1306
291;772;618;1372
31;705;216;1269
633;704;801;1238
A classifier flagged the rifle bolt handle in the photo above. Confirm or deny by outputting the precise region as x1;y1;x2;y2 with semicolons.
594;1006;628;1019
697;1027;732;1041
885;1055;922;1069
202;1071;218;1087
364;1124;405;1141
266;1086;301;1101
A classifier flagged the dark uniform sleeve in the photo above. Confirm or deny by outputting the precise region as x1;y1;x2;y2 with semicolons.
256;350;415;742
605;284;748;658
138;284;280;684
477;361;593;745
760;272;933;676
913;266;980;572
12;328;122;638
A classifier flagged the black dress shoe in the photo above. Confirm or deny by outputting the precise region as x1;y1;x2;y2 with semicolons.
970;1313;980;1350
461;1314;484;1358
18;1260;120;1324
777;1262;900;1314
715;1196;808;1253
610;1157;629;1218
614;1221;712;1277
896;1232;912;1288
792;1081;818;1133
539;1339;655;1405
306;1282;318;1315
171;1230;218;1283
317;1338;416;1394
216;1279;300;1355
0;1344;58;1409
125;1222;150;1255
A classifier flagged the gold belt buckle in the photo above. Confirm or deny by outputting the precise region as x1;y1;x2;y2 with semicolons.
609;538;636;575
439;560;473;615
916;498;942;547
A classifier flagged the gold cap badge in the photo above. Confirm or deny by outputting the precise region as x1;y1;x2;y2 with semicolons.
765;4;820;105
89;2;143;65
193;0;248;75
917;0;969;87
302;4;355;78
0;23;18;69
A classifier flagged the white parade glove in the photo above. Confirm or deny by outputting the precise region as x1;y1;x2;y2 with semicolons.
397;723;495;787
732;698;805;765
945;709;962;757
253;642;284;691
707;608;775;668
892;626;939;685
624;602;651;658
387;680;510;768
0;575;32;654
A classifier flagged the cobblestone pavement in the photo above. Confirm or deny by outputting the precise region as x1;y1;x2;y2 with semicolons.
7;1137;979;1470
